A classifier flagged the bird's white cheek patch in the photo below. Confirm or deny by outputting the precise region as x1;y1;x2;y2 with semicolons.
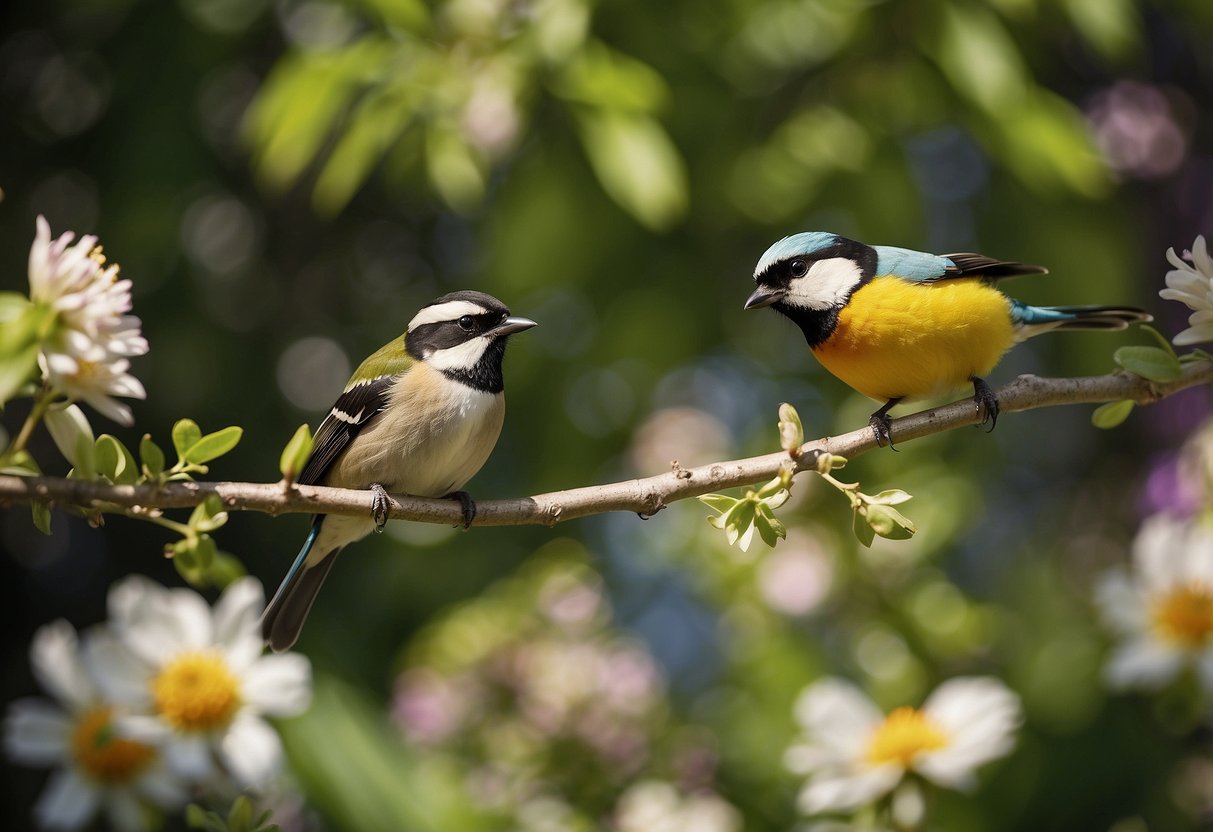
426;336;491;371
785;257;864;310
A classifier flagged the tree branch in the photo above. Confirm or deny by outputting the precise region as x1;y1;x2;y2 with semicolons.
2;364;1210;527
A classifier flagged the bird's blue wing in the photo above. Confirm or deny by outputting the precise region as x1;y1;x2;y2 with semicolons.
874;246;1048;283
873;246;954;282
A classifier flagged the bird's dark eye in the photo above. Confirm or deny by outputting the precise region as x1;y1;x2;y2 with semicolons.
458;315;475;331
789;259;809;277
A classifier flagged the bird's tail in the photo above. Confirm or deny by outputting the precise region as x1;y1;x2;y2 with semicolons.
1011;302;1152;342
260;517;341;653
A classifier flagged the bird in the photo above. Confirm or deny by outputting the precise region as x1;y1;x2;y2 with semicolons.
744;232;1150;447
260;290;536;652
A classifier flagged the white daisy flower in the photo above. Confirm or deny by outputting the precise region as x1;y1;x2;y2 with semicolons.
1159;234;1213;346
86;576;312;790
784;676;1022;815
28;215;148;425
1095;515;1213;690
4;620;187;831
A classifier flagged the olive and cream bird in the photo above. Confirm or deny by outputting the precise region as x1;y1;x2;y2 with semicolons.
261;291;536;652
745;232;1150;445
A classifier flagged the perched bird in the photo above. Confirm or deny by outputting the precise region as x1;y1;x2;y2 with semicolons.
261;290;536;651
745;232;1150;446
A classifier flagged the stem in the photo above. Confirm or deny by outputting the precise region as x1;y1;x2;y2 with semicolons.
5;387;56;460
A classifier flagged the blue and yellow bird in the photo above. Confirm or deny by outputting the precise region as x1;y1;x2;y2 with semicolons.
745;232;1150;445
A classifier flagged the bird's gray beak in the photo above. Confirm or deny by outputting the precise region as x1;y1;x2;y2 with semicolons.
744;286;784;310
491;316;538;336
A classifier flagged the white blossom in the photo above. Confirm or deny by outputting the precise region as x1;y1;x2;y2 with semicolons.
28;216;148;424
4;620;187;831
1159;234;1213;346
1095;515;1213;691
784;677;1021;815
86;576;312;790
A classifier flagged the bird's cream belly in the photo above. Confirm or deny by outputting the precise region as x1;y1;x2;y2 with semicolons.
324;365;505;498
813;276;1015;401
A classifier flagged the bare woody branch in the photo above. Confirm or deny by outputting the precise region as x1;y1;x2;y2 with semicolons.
2;363;1211;527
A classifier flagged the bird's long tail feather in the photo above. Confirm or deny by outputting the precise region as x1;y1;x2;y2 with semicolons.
260;518;341;652
1011;302;1151;341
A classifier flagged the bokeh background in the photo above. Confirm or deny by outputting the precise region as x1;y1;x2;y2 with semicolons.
3;0;1213;829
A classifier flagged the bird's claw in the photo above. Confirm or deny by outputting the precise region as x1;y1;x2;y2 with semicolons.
370;483;392;533
971;378;999;433
446;490;477;530
869;413;894;448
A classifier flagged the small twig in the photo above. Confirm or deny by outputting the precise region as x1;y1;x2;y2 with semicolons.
0;365;1209;527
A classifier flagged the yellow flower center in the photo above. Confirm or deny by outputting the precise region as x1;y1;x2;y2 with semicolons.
865;706;949;768
150;651;241;732
1151;583;1213;648
71;706;155;783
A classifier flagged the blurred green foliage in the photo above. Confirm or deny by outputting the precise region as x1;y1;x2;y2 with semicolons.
3;0;1213;829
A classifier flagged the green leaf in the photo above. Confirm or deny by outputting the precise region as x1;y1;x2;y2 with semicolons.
575;110;687;231
172;419;202;459
425;127;485;213
140;434;165;477
1091;399;1134;429
279;424;314;482
753;505;786;548
0;344;40;407
1140;324;1177;357
552;41;669;112
190;494;229;533
206;552;247;588
1114;345;1182;382
44;404;94;468
868;489;913;506
866;503;917;540
185;426;244;464
777;402;804;455
852;507;876;548
698;493;739;515
95;435;138;485
72;432;96;480
31;501;52;535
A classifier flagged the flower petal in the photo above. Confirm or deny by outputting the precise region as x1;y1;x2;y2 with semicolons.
798;765;901;814
213;578;265;672
83;632;153;708
33;767;100;831
242;654;312;717
1104;639;1184;690
31;620;96;711
1093;570;1148;637
919;677;1021;789
791;678;882;764
219;713;283;789
162;734;215;781
4;699;71;764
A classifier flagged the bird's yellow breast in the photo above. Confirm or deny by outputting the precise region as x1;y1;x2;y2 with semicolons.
812;276;1015;401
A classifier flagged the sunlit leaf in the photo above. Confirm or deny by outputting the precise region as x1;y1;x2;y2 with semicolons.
280;423;314;482
778;402;804;455
425;127;486;213
698;493;739;515
185;426;244;464
552;41;669;112
140;434;165;478
575;110;687;231
44;404;94;468
852;507;876;548
172;419;202;460
1091;399;1134;429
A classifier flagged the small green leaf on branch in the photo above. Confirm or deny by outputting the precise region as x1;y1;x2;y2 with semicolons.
279;424;313;482
778;402;804;457
1114;345;1181;382
1091;399;1134;429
